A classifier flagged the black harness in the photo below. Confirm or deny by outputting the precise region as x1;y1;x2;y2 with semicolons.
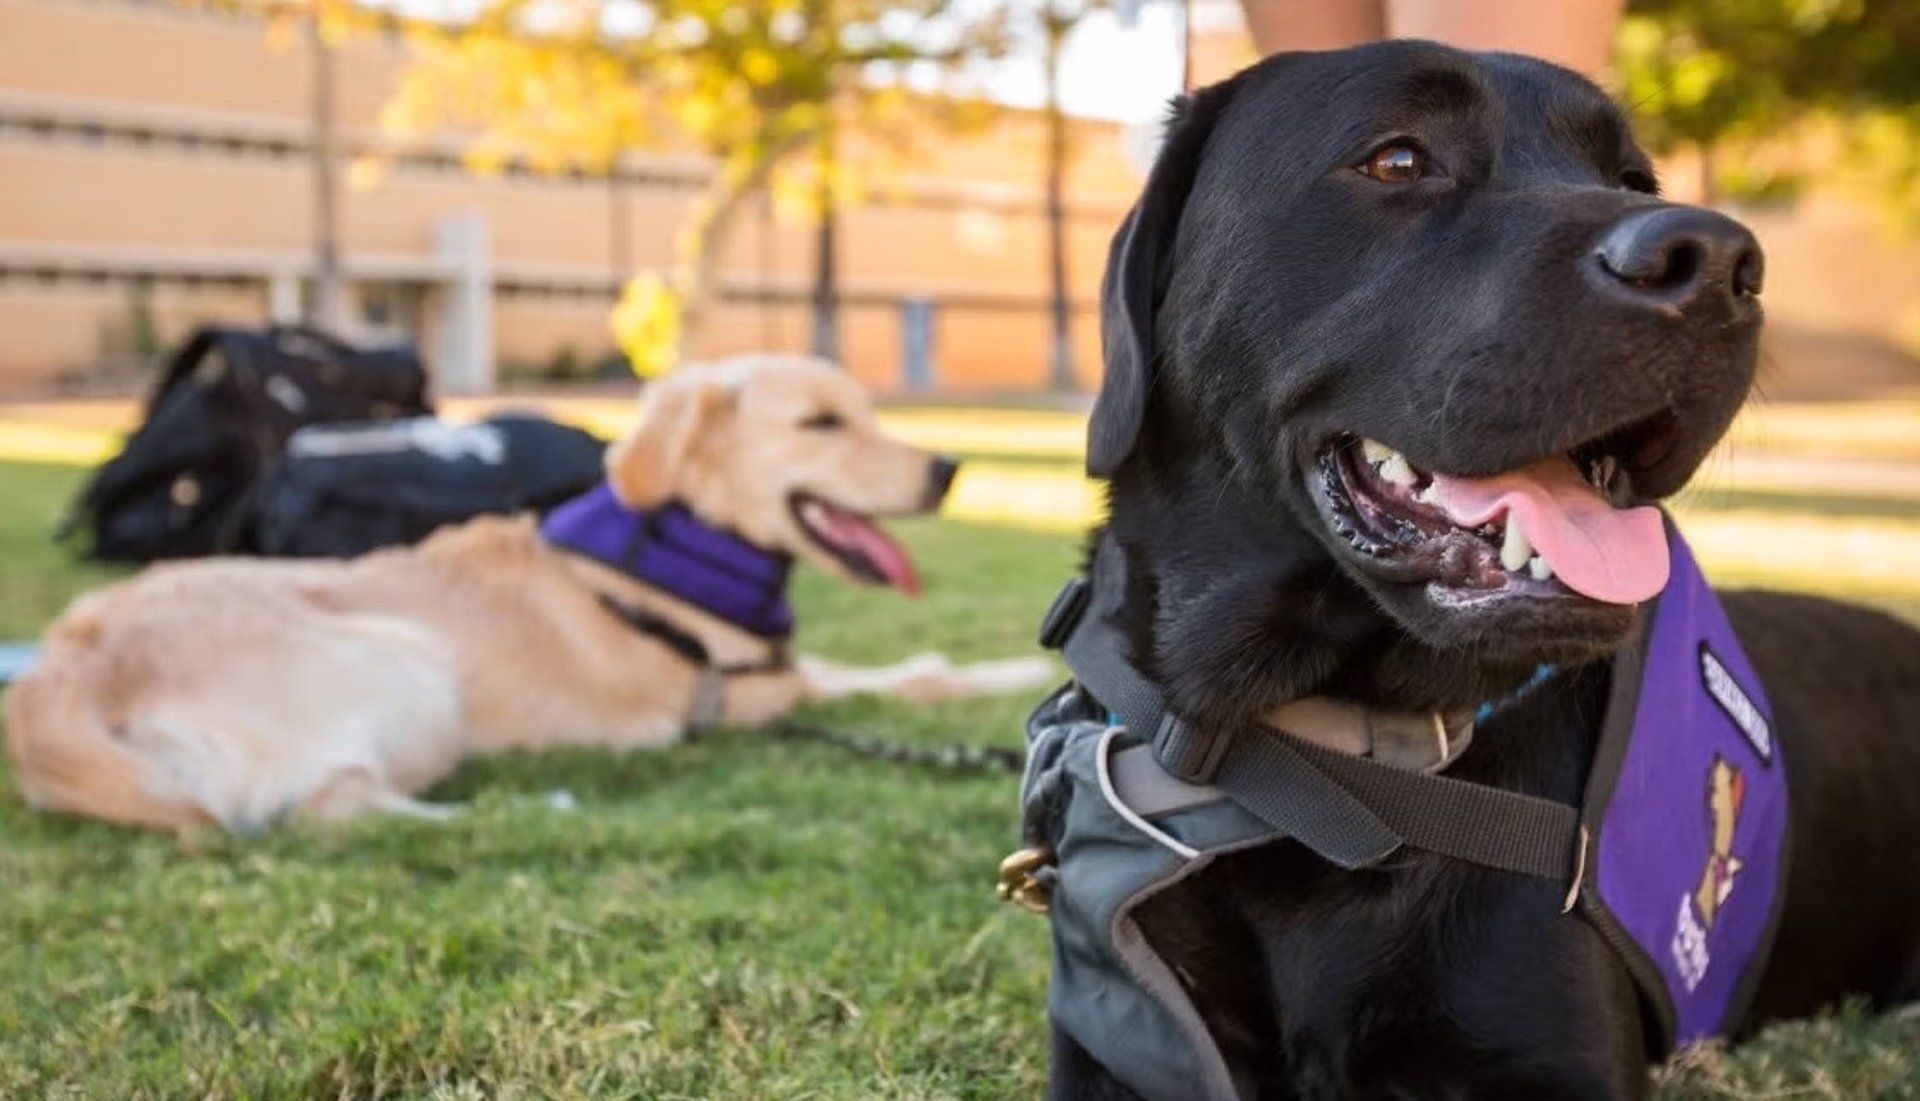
1030;536;1589;888
589;591;792;729
1010;530;1789;1099
591;591;790;676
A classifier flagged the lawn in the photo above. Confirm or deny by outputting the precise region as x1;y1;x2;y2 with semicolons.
2;421;1918;1098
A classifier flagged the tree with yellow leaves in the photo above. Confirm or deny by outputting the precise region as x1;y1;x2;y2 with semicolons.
371;0;1010;375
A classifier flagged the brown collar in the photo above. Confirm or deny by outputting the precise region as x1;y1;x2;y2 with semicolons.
1109;700;1476;822
1260;697;1476;773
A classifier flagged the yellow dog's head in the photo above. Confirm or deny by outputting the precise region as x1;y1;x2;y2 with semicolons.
604;355;958;593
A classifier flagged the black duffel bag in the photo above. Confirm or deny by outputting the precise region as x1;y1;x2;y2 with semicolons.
60;325;432;562
252;413;607;558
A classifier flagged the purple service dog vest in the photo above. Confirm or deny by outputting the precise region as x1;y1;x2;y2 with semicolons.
1022;522;1792;1100
539;481;795;639
1579;524;1790;1047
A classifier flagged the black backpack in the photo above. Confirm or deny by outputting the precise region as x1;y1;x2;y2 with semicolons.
252;413;607;559
60;325;433;562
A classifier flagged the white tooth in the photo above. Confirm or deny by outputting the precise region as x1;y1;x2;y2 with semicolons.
1361;439;1395;465
1501;519;1533;572
1529;555;1554;581
1415;484;1438;505
1378;454;1417;487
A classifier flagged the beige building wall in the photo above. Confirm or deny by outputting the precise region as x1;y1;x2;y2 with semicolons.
10;0;1910;401
0;0;1141;395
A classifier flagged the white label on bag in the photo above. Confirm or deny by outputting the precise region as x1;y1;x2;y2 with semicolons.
290;418;507;465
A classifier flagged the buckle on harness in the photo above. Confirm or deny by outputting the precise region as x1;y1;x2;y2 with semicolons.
1038;576;1092;650
996;845;1055;914
1153;713;1232;784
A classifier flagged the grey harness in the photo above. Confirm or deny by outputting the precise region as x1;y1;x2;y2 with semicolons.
1008;532;1790;1099
1007;537;1591;1100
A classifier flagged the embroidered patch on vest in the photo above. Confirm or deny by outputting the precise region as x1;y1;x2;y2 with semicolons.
1700;644;1773;762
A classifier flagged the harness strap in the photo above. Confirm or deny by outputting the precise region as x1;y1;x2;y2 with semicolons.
1043;541;1584;886
597;593;712;666
594;592;791;676
1046;553;1473;779
1107;743;1223;818
1207;728;1404;870
1272;735;1582;882
593;591;791;729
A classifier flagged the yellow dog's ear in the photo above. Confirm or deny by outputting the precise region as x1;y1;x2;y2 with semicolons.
606;375;734;508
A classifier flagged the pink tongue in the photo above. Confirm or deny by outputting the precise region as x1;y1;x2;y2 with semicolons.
819;508;920;596
1427;456;1669;604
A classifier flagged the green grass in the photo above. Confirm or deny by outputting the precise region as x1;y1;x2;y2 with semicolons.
1;457;1916;1100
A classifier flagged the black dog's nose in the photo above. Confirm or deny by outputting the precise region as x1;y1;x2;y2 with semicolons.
1593;207;1764;312
925;455;961;505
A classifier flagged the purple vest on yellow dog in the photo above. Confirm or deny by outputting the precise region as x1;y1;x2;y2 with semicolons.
539;481;794;639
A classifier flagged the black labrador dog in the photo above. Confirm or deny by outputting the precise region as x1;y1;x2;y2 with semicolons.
1050;40;1920;1099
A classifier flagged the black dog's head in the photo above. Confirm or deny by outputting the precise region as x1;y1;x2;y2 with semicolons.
1095;42;1764;727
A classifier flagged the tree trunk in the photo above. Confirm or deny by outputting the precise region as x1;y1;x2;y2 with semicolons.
1182;0;1197;90
1044;4;1076;392
608;169;630;290
308;15;345;335
676;140;798;354
809;129;841;363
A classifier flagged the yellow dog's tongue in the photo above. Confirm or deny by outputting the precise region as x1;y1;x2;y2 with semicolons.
1428;456;1669;604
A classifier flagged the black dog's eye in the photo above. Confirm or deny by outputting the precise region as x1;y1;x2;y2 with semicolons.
1360;144;1426;183
800;411;845;431
1619;167;1658;194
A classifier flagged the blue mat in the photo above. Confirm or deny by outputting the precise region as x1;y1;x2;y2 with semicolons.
0;642;38;685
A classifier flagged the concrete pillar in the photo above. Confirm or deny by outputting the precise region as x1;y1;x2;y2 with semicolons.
900;297;936;394
431;209;494;394
267;270;303;325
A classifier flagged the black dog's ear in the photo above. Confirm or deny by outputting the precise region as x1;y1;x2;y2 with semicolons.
1087;80;1239;478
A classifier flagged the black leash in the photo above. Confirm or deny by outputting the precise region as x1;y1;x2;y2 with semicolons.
774;720;1024;774
590;589;1018;773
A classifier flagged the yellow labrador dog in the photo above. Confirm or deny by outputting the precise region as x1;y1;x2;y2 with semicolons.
6;355;1051;832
